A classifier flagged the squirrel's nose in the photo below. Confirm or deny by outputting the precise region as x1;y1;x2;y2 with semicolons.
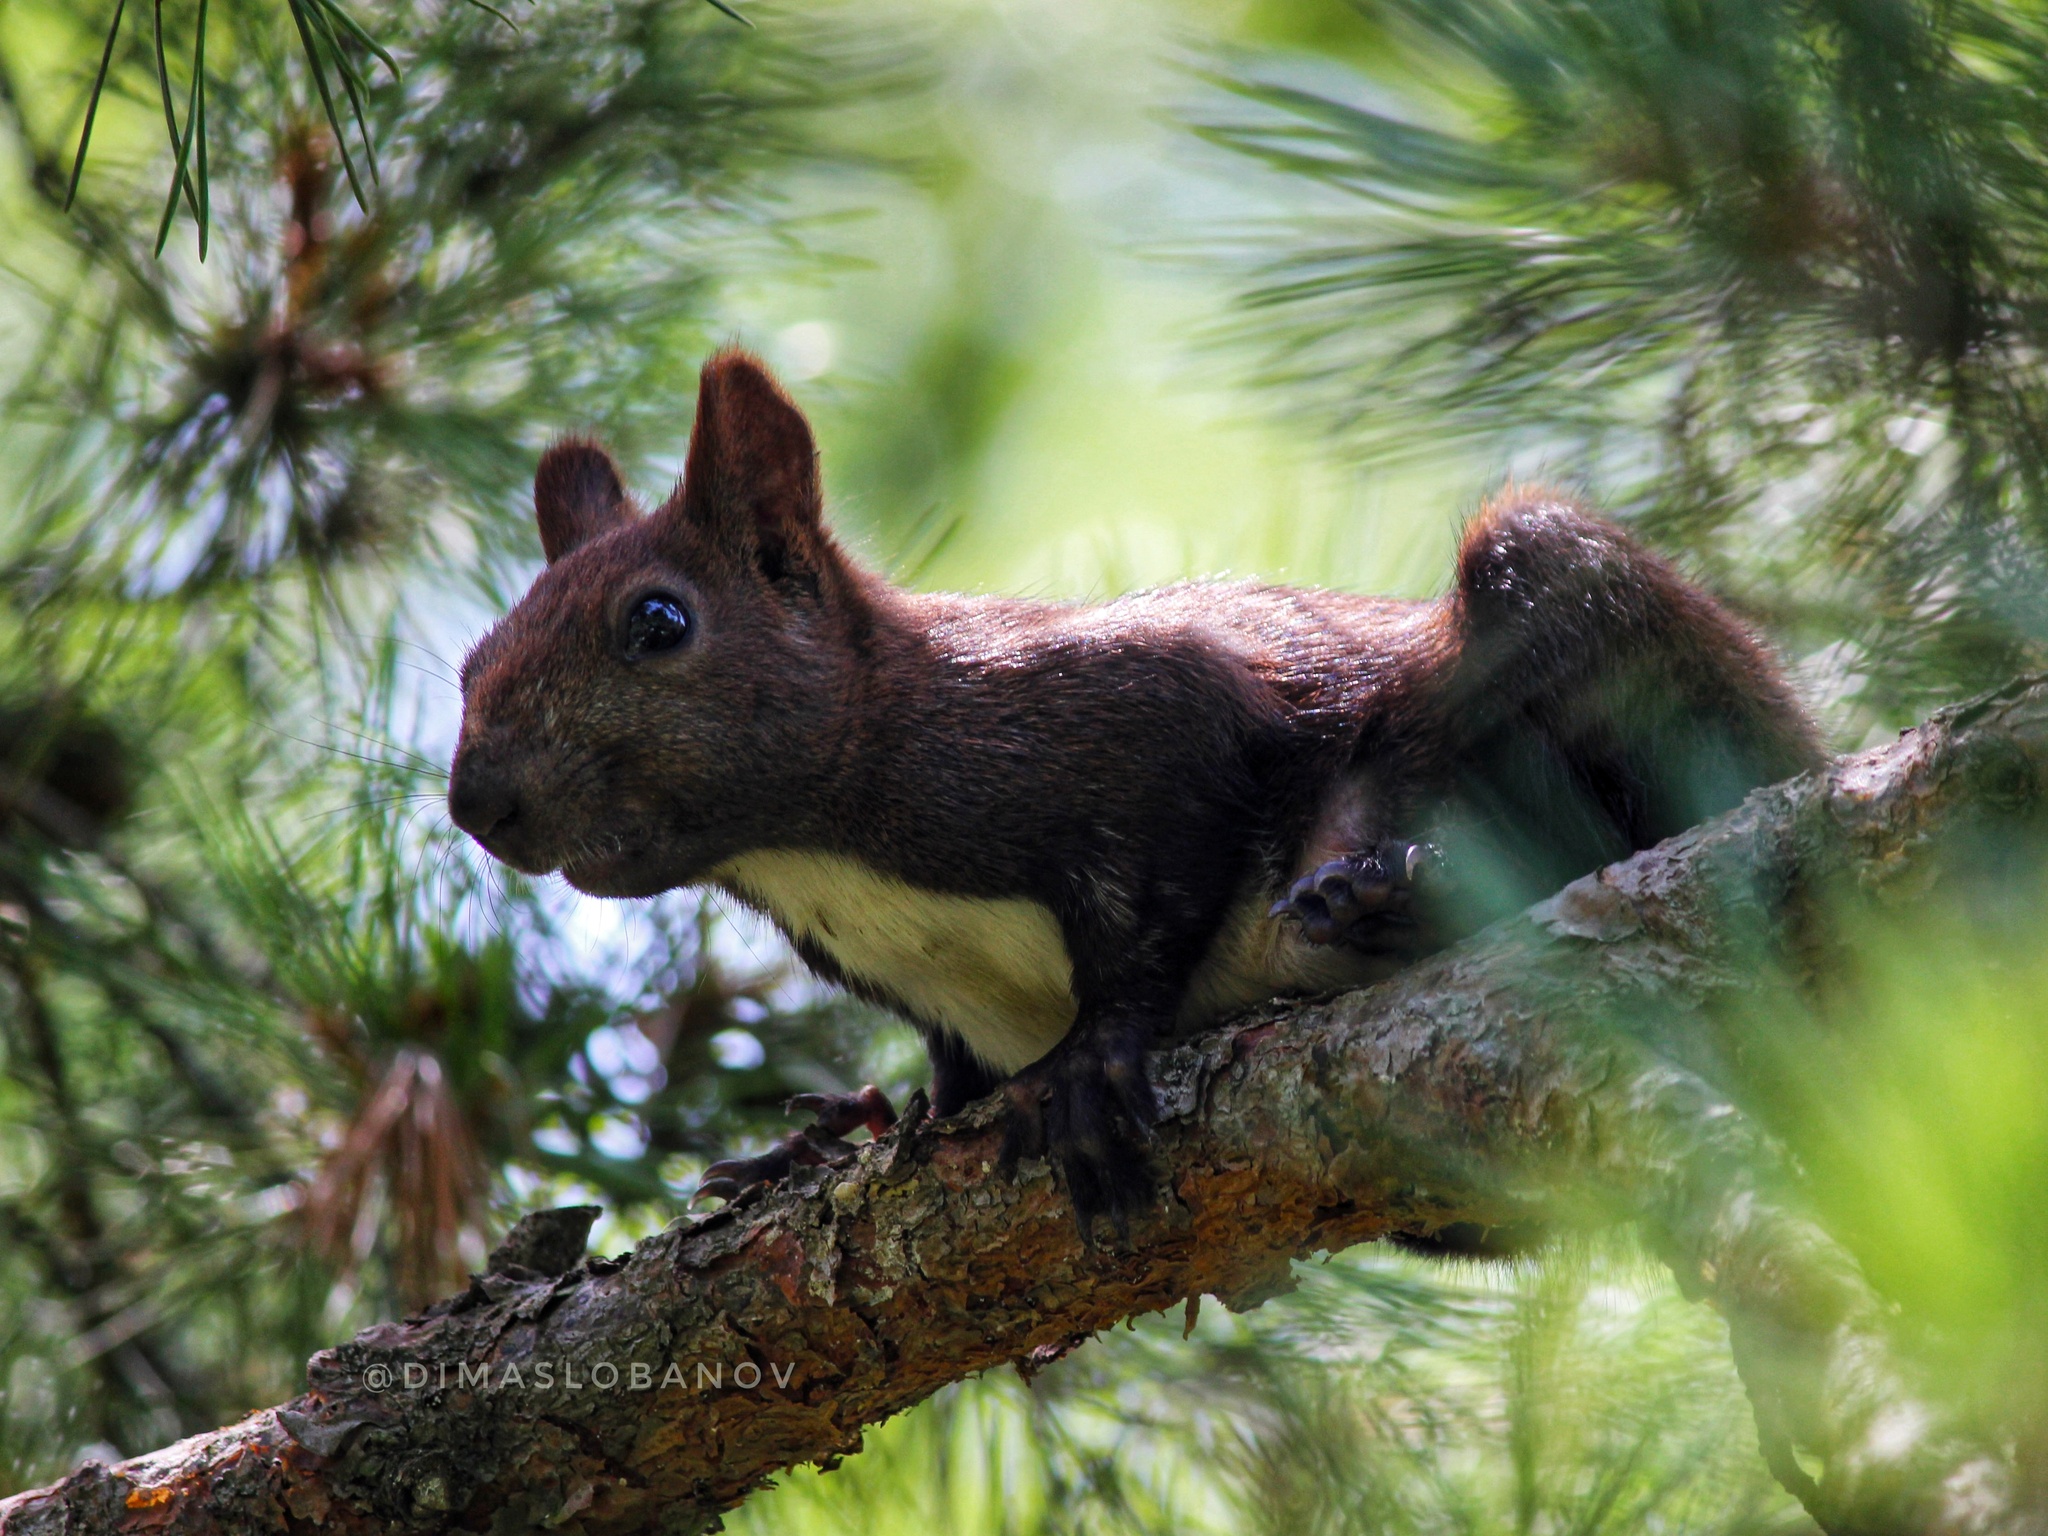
448;756;521;845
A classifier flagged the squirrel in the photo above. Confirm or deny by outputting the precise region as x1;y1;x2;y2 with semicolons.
448;349;1822;1242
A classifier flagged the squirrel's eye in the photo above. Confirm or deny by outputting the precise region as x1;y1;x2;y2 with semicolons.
622;593;692;657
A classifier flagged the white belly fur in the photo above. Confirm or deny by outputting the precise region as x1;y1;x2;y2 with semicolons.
713;849;1078;1075
712;848;1394;1077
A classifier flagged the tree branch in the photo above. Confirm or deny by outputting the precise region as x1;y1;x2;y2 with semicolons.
9;678;2048;1536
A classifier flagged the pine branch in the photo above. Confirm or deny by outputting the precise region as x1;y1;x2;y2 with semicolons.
57;0;758;249
1198;0;2048;722
7;678;2048;1536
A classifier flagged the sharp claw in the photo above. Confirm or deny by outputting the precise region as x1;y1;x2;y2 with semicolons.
784;1084;899;1139
700;1155;767;1185
695;1119;876;1207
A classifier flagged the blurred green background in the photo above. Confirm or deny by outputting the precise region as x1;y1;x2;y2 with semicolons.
4;0;2048;1524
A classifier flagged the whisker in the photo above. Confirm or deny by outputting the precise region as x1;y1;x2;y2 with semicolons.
297;792;446;826
323;626;465;690
707;891;781;976
307;718;450;777
255;721;438;776
398;798;448;844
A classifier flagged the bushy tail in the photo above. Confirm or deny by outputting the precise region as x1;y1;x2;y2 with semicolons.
1436;488;1821;911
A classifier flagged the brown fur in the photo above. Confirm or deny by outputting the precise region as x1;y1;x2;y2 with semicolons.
450;350;1822;1231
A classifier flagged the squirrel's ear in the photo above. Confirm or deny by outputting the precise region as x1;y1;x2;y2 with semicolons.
535;440;633;563
674;350;822;580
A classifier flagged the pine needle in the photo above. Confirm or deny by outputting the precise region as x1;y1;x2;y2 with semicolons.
64;0;128;211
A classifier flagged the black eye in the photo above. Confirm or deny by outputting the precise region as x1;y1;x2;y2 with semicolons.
622;593;692;657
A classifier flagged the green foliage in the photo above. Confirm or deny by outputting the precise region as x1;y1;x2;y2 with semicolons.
0;603;914;1488
1197;8;2048;1453
0;0;2040;1524
736;1241;1815;1536
1202;0;2048;728
1723;843;2048;1445
55;0;754;257
0;0;905;1492
0;601;324;1474
3;0;850;599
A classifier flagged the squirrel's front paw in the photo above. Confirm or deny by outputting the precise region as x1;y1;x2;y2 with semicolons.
998;1036;1159;1245
694;1085;898;1204
1270;839;1431;947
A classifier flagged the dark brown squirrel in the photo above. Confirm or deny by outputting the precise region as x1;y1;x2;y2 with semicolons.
448;349;1822;1240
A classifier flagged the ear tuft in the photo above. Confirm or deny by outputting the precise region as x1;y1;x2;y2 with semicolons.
535;439;634;563
677;350;822;574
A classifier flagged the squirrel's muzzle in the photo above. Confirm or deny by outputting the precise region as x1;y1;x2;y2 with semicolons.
447;750;529;863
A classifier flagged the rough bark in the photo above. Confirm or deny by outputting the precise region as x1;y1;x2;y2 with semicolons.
8;678;2048;1536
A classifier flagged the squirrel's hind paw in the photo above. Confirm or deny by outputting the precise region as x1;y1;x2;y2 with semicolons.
1270;841;1429;947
